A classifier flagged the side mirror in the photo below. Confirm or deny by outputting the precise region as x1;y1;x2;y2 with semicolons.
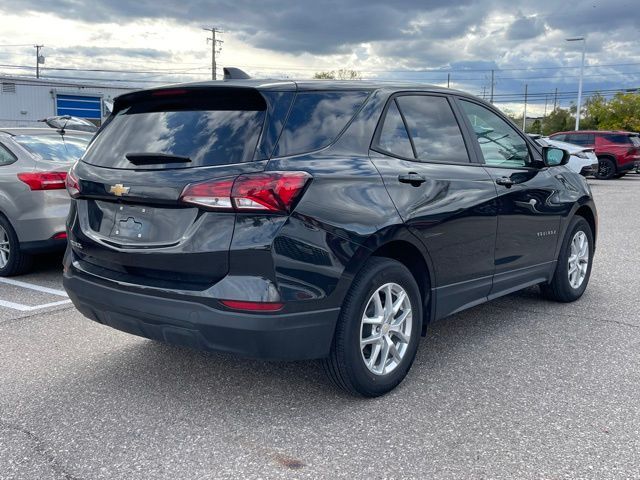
542;146;570;167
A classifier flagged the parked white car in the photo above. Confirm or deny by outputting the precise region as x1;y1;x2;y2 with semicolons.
531;135;599;176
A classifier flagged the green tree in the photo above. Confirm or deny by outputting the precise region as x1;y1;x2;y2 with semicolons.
313;69;362;80
581;93;608;130
530;119;542;134
542;108;574;135
597;92;640;131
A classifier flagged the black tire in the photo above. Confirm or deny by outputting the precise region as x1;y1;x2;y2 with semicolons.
541;216;593;302
595;157;616;180
0;215;32;277
323;257;422;397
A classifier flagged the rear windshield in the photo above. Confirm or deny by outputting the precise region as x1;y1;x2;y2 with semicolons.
14;134;90;162
274;91;369;157
630;135;640;147
83;91;267;169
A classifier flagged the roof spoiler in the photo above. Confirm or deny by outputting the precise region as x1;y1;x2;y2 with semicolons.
223;67;251;80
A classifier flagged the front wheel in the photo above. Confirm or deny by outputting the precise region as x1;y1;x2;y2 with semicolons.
541;216;594;302
323;257;422;397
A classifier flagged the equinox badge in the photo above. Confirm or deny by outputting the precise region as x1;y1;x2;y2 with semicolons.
109;184;130;196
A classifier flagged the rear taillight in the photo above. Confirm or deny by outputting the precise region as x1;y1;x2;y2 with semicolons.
17;172;67;191
52;232;67;240
65;165;81;198
180;171;312;213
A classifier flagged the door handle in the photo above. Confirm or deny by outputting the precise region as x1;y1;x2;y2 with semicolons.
495;176;515;188
398;172;426;187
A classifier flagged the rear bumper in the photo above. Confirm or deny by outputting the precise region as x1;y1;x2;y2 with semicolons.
63;271;340;360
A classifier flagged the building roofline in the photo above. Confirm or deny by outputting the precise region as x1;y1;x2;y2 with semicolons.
0;74;142;90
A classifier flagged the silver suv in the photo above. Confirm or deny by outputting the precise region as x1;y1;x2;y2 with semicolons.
0;128;92;276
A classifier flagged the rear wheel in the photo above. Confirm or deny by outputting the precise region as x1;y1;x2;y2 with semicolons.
541;216;593;302
323;257;422;397
0;216;32;277
595;157;616;179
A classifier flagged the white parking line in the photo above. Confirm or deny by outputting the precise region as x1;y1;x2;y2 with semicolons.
0;298;71;312
0;277;71;312
0;277;68;297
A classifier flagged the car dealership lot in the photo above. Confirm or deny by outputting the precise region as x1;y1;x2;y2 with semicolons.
1;175;639;479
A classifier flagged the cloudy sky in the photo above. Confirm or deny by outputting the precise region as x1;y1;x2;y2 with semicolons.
1;0;639;115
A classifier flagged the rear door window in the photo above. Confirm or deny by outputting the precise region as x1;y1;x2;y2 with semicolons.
375;100;414;159
274;91;369;157
395;95;469;163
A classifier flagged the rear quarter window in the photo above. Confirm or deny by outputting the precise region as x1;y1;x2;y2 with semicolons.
0;143;16;166
601;134;632;144
274;91;369;157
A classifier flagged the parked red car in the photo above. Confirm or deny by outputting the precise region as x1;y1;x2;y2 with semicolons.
549;130;640;179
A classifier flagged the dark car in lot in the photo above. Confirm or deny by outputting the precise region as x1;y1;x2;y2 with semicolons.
549;130;640;179
63;80;597;396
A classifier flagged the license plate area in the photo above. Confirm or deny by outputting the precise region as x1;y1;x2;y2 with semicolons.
111;205;154;241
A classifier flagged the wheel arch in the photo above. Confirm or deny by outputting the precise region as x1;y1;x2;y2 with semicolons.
346;226;436;335
574;204;597;248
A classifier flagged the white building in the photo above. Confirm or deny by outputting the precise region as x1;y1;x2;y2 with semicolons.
0;75;141;128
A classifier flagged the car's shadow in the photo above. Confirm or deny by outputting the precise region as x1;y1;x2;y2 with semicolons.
62;286;544;410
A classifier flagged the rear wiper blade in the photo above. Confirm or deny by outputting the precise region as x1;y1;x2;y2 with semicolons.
125;152;192;165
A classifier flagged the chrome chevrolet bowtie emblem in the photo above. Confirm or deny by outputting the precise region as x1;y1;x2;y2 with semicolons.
109;184;130;196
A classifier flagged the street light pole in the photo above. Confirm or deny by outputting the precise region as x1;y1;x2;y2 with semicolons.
566;36;586;130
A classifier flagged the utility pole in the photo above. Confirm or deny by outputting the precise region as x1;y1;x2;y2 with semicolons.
553;87;558;110
203;27;223;80
447;73;450;88
543;94;548;134
34;44;44;79
481;85;486;100
490;69;495;103
522;84;528;132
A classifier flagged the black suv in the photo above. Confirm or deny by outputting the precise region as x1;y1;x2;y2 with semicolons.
63;80;597;396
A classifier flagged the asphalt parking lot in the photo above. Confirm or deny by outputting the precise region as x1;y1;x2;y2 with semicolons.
1;175;639;480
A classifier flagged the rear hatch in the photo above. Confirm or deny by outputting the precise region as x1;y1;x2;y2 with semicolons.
69;85;294;290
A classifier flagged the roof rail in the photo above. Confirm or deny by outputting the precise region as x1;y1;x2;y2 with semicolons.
223;67;251;80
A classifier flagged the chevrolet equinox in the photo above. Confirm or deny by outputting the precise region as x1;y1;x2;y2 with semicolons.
63;80;597;396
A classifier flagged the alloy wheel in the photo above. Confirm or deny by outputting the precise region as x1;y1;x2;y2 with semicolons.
598;160;613;179
360;282;413;376
0;225;9;269
568;231;589;289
